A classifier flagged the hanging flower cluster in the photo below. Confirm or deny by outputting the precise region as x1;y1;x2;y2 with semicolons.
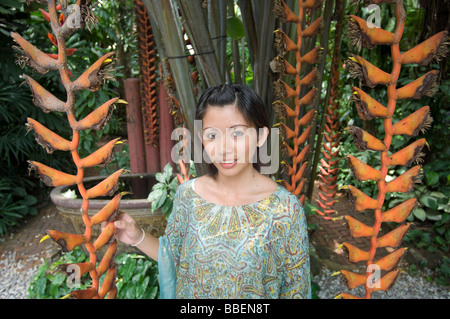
334;0;448;299
15;0;126;299
271;0;324;203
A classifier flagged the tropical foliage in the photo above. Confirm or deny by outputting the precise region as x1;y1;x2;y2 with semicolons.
0;0;130;236
1;0;448;298
28;247;159;299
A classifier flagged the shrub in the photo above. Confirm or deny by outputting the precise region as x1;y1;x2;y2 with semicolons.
28;247;160;299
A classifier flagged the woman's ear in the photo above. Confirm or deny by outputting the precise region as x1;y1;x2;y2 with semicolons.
257;127;269;147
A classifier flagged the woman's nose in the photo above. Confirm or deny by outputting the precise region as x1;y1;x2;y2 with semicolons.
219;135;234;155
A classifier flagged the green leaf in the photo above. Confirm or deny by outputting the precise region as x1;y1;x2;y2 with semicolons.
160;198;172;215
420;195;439;210
0;0;22;9
122;258;136;282
425;171;439;186
148;285;158;299
51;273;66;286
34;276;47;297
415;185;427;193
149;266;158;286
147;188;164;203
137;276;149;298
132;273;142;285
303;202;318;216
88;92;96;107
434;236;445;246
429;191;447;199
163;163;173;181
151;182;166;191
152;190;167;211
436;226;446;235
155;172;165;183
169;177;179;190
425;209;442;221
227;17;245;40
125;284;136;299
116;278;124;292
28;207;38;216
4;212;23;218
13;187;27;197
22;194;37;206
16;205;29;215
413;207;427;221
427;245;437;253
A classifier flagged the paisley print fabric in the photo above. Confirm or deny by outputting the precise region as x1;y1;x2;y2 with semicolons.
158;178;311;299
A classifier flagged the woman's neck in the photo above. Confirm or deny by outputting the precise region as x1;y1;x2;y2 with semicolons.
195;165;277;206
214;166;259;195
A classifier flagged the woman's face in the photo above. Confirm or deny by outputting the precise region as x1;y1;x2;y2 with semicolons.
201;103;267;177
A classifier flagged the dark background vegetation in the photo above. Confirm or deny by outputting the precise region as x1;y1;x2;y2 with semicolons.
0;0;448;289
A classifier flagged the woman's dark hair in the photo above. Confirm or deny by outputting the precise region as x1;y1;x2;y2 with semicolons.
195;84;270;177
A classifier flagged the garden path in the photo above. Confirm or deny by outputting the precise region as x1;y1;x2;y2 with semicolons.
0;203;72;272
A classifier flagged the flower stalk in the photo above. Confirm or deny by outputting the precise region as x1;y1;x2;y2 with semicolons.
136;0;159;148
271;0;323;203
16;0;124;299
315;0;346;220
336;0;448;299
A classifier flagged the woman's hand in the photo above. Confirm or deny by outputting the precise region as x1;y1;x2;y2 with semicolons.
111;212;143;246
102;212;159;261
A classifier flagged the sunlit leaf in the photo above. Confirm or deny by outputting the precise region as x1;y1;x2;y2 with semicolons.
227;17;245;40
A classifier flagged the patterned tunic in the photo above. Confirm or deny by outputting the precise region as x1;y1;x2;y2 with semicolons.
158;178;311;299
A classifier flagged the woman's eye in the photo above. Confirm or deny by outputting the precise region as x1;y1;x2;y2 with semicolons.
232;130;244;138
205;132;217;140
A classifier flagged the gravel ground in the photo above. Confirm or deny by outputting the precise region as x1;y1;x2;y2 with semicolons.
0;250;41;299
313;267;450;299
1;249;448;299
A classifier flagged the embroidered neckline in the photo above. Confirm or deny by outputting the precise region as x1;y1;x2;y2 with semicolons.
188;178;282;208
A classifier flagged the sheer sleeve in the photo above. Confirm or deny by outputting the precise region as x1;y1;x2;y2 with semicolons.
279;198;311;299
157;182;189;299
158;236;176;298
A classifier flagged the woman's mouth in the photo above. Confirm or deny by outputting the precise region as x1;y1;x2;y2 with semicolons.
218;159;237;169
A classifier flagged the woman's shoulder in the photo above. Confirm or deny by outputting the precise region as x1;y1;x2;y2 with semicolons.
174;178;196;200
273;183;303;206
265;183;304;219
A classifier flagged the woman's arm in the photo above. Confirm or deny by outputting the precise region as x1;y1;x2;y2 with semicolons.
113;212;159;261
113;211;176;298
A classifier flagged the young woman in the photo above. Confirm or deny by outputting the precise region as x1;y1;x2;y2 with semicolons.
114;84;311;299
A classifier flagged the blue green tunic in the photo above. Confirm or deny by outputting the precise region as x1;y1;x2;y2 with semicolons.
158;178;311;299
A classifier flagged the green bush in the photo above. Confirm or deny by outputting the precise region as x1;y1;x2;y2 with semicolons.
147;162;197;218
28;247;160;299
115;252;159;299
0;83;71;236
28;247;91;299
0;178;38;236
435;257;450;286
